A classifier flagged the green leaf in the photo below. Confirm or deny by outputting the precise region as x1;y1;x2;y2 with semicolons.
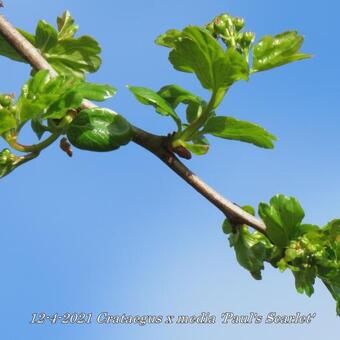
17;98;47;123
259;195;305;247
26;70;50;97
201;116;276;149
155;29;182;48
0;12;101;78
323;280;340;316
252;31;311;72
13;71;114;126
16;73;79;123
43;91;83;119
45;35;102;78
183;136;209;155
157;84;207;124
57;11;79;40
242;205;256;216
74;83;117;102
229;227;267;280
35;20;58;53
66;108;133;152
128;86;181;129
293;267;316;297
222;219;233;235
157;84;201;109
31;118;49;140
167;26;249;107
186;102;203;123
0;108;16;135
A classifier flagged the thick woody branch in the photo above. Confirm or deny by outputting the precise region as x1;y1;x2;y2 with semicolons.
0;13;267;234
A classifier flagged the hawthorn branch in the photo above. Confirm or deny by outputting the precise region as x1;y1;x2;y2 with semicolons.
0;13;267;234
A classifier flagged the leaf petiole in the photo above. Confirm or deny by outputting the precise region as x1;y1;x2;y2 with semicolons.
175;91;217;143
5;132;60;153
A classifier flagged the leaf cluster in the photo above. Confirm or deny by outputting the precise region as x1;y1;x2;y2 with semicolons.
0;11;101;78
128;13;310;158
223;195;340;315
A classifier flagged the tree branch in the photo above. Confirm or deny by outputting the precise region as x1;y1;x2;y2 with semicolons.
0;13;267;234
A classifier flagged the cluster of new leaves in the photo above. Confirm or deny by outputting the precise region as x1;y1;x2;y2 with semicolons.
0;12;132;177
128;13;310;158
0;11;101;78
1;70;116;134
223;195;340;315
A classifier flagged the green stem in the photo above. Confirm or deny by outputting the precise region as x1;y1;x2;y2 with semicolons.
6;132;60;153
5;112;75;153
179;91;217;142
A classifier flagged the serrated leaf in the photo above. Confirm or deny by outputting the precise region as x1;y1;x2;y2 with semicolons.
45;35;102;78
229;227;267;280
259;195;305;247
17;98;47;123
43;91;83;119
128;86;181;129
167;26;249;107
57;11;79;40
14;71;113;125
201;116;276;149
293;267;316;297
155;29;182;48
27;69;50;97
35;20;58;53
0;13;101;78
74;83;116;101
252;31;311;72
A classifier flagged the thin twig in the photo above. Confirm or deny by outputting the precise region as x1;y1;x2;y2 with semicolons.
0;13;267;234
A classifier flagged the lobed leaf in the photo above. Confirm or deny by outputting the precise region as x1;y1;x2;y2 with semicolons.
35;20;58;53
165;26;249;107
155;29;182;48
0;12;101;78
252;31;311;72
293;267;316;297
57;11;79;40
259;195;305;247
45;35;101;78
229;226;268;280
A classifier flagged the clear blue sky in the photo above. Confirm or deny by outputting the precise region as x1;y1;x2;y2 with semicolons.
1;0;339;339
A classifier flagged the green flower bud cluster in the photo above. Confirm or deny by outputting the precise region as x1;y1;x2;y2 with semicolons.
206;13;255;54
0;148;18;178
277;230;334;273
0;94;14;108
